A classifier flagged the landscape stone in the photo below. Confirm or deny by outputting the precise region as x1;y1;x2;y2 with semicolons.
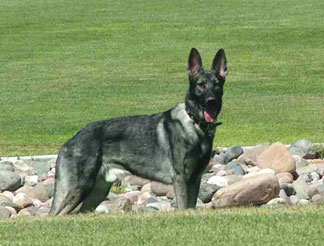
276;172;294;189
223;145;244;164
311;194;324;204
123;191;140;204
0;206;11;218
146;201;173;211
257;142;296;174
289;139;313;158
0;170;22;191
13;193;33;208
15;183;49;202
29;159;52;179
293;155;309;169
225;160;245;175
13;160;34;176
212;174;280;208
17;206;38;216
0;161;15;172
293;176;310;199
123;175;150;188
238;144;269;166
207;176;228;187
25;175;39;186
42;177;55;198
151;182;174;196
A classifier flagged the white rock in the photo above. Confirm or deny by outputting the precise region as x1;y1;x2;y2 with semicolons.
25;175;39;186
207;176;228;187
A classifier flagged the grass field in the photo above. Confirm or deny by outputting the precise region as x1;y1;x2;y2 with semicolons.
1;0;324;156
1;206;323;246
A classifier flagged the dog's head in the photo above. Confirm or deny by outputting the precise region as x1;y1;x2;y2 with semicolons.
185;48;227;126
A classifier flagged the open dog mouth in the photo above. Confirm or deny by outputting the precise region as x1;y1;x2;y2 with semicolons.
203;99;218;123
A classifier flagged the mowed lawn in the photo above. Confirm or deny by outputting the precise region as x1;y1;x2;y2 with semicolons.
1;0;324;156
1;206;324;246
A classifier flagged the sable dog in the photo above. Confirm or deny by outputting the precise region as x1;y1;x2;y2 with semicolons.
49;48;227;215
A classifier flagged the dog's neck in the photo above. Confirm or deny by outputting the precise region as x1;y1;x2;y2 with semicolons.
185;99;222;134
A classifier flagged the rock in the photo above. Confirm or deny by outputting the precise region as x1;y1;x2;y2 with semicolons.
225;160;245;175
0;206;11;218
238;144;269;166
1;191;14;200
28;159;52;179
309;143;324;159
25;175;39;186
15;183;49;202
292;176;310;199
123;191;140;204
223;146;244;164
166;191;175;200
296;165;319;176
47;168;55;178
13;160;34;176
310;159;324;165
0;161;15;172
311;194;324;204
0;194;13;206
279;189;291;204
123;175;150;188
137;192;154;207
151;182;174;196
289;139;313;158
267;198;286;205
141;183;152;194
4;206;17;217
276;172;294;189
310;172;320;182
116;198;132;212
293;155;309;169
257;142;296;174
147;201;173;211
290;195;302;205
198;177;221;203
42;177;55;198
17;206;37;216
212;174;280;208
298;199;311;205
243;168;276;179
13;193;33;208
225;175;244;186
96;202;111;213
0;170;22;191
207;176;228;187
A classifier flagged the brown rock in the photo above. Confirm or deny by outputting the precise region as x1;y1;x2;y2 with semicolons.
15;183;49;202
257;142;296;174
13;193;33;208
141;183;152;194
238;144;269;166
276;172;294;188
212;174;280;208
123;175;150;188
151;182;174;196
123;191;140;204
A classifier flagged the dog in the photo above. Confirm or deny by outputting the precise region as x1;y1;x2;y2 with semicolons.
49;48;227;215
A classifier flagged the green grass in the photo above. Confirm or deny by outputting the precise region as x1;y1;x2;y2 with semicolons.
1;206;324;246
1;0;324;156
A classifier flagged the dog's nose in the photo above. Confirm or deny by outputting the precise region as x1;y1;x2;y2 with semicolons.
206;98;217;108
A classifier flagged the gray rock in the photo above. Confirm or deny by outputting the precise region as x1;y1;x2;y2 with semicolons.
225;160;245;175
151;182;174;196
0;161;15;172
292;176;310;199
13;160;34;176
311;194;324;204
0;170;22;191
0;206;11;218
223;146;244;164
293;155;309;169
284;183;296;196
28;159;52;179
238;144;269;166
289;139;313;158
198;175;222;203
147;201;172;211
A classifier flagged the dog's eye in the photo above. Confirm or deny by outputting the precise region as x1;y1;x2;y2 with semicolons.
197;81;206;90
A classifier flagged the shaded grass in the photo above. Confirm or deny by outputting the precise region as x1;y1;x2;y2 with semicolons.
1;206;324;246
1;0;324;156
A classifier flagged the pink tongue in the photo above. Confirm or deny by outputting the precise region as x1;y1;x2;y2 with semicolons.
204;111;215;123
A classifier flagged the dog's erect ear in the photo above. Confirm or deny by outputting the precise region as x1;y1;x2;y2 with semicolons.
187;48;202;77
212;49;227;80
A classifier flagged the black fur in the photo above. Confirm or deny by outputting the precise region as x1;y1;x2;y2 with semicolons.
49;48;227;215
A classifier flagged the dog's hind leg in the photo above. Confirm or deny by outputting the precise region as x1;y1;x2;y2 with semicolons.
49;143;102;215
79;172;113;213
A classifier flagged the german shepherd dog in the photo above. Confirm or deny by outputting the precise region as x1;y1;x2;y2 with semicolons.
49;48;227;215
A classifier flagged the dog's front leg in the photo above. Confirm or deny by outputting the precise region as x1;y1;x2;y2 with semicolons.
187;175;202;208
173;174;189;209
